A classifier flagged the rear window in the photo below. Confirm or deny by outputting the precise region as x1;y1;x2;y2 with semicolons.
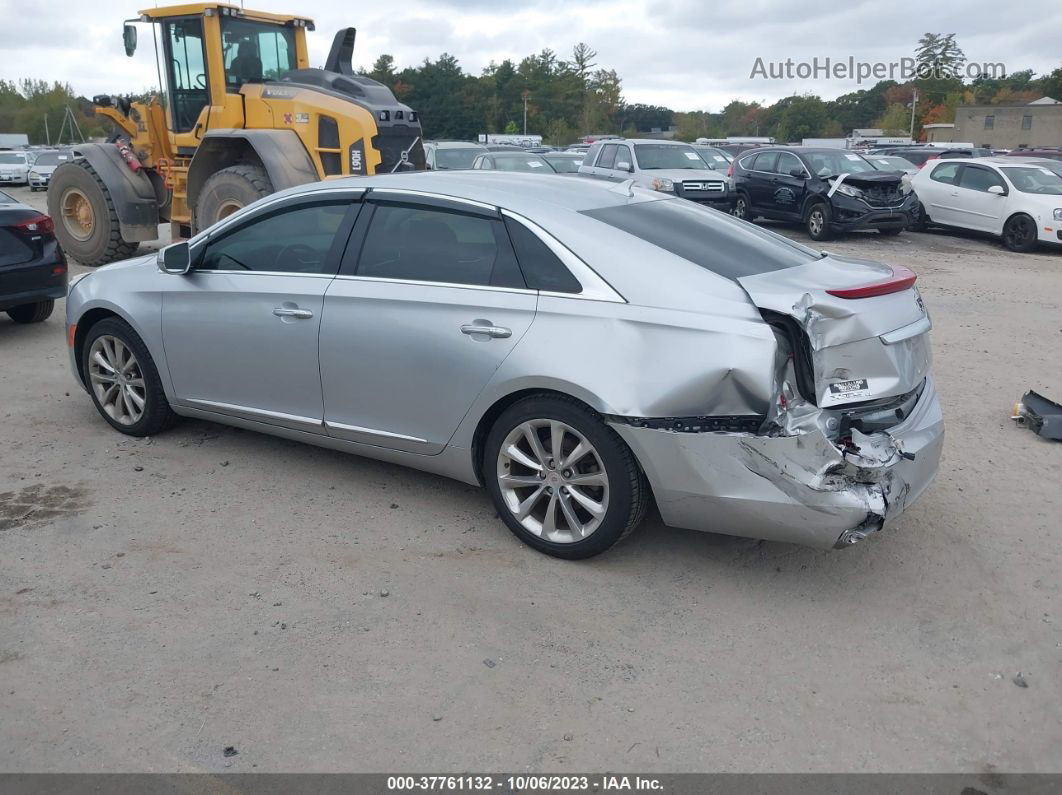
581;199;821;280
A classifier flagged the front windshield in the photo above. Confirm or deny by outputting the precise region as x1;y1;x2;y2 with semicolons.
803;151;877;177
695;147;732;168
543;155;584;173
870;156;915;171
435;147;487;170
1003;166;1062;195
0;153;27;164
634;144;708;170
31;152;66;166
492;155;556;173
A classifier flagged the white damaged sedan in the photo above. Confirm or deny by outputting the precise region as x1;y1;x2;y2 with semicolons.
66;172;943;558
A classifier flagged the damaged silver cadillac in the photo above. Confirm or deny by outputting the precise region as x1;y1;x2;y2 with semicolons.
67;171;942;559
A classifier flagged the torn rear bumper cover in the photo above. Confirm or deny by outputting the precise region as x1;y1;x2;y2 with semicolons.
611;377;944;549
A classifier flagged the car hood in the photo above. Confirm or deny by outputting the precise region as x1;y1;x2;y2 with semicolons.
639;168;726;182
31;165;58;175
828;172;904;188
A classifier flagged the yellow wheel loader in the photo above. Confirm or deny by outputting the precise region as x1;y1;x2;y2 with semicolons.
48;3;425;266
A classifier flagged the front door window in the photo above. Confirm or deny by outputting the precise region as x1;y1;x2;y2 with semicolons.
163;18;209;133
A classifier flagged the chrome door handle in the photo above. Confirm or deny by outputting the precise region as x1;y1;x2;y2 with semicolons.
273;307;313;319
461;323;511;339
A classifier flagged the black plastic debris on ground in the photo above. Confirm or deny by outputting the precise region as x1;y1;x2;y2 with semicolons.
223;746;238;757
1013;391;1062;441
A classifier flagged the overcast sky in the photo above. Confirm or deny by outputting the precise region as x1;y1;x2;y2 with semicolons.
1;0;1058;111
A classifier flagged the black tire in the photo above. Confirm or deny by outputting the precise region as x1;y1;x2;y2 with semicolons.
6;300;54;324
878;226;904;236
29;186;38;192
47;161;140;267
193;164;273;234
483;394;649;560
805;201;834;241
733;192;753;221
81;317;179;437
909;201;929;232
1001;213;1038;253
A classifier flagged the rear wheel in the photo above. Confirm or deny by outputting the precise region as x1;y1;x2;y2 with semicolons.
1002;213;1038;253
909;201;929;232
82;317;178;437
47;162;140;267
733;192;752;221
193;164;273;234
7;300;54;324
805;201;834;241
484;395;649;559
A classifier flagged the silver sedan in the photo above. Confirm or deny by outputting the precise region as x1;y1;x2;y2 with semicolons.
67;172;943;558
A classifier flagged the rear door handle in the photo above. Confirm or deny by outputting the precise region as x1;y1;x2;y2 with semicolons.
273;307;314;319
461;323;511;339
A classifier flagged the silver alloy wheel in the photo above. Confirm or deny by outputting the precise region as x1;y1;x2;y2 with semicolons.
808;207;825;236
735;197;748;219
88;335;146;426
496;419;610;543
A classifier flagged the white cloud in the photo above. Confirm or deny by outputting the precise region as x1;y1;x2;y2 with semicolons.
1;0;1058;112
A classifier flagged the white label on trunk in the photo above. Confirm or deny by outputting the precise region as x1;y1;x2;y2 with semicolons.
828;378;872;400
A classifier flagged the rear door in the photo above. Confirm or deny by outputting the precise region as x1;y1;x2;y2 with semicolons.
162;192;360;431
738;257;931;408
318;192;537;454
746;152;779;211
768;152;806;220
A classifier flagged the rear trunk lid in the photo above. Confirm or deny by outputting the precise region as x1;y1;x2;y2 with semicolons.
737;253;931;408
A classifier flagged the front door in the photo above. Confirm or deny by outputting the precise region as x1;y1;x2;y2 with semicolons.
319;196;537;454
162;197;358;432
952;164;1008;232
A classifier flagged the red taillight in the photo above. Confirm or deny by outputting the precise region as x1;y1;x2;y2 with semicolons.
15;213;54;235
826;265;917;299
727;162;734;178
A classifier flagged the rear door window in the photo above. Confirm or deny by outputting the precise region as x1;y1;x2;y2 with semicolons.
752;152;779;173
354;203;525;288
581;198;819;280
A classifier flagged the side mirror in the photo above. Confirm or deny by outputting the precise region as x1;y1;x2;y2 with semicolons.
123;24;138;57
616;161;633;173
987;185;1005;195
790;168;806;178
157;241;192;274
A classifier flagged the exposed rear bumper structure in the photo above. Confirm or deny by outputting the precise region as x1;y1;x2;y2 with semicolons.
611;377;944;549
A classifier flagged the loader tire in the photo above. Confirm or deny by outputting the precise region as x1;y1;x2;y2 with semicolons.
48;162;140;267
193;164;274;234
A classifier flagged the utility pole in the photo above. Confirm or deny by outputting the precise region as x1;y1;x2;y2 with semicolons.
522;90;530;135
909;87;918;141
44;114;50;146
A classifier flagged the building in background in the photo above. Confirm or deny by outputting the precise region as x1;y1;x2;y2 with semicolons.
0;133;29;150
922;123;955;143
953;97;1062;149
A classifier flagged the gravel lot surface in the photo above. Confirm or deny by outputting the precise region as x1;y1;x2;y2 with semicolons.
1;184;1059;773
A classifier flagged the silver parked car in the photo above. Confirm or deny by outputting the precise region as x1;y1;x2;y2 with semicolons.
67;172;943;558
0;150;31;185
27;150;71;191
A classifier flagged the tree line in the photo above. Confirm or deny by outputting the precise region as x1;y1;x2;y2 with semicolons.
2;34;1060;147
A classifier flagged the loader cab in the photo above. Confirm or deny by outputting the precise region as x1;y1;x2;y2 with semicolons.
137;4;313;147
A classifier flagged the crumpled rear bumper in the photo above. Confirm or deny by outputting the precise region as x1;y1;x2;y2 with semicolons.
611;377;944;549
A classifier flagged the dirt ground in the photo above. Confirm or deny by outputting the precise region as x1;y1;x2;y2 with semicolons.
1;184;1060;773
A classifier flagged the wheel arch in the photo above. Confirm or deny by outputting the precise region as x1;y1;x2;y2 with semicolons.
186;130;318;218
71;304;152;388
61;143;159;242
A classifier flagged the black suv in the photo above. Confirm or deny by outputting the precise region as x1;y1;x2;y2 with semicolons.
0;190;67;323
730;147;916;240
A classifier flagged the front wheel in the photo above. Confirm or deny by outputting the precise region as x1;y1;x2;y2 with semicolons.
484;395;649;559
82;317;179;437
805;202;834;241
1002;213;1038;253
7;300;54;323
